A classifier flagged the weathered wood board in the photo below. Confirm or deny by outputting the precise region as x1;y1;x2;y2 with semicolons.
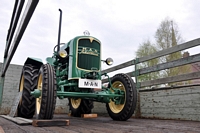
9;92;22;117
81;114;98;118
0;115;32;125
140;85;200;121
32;119;70;127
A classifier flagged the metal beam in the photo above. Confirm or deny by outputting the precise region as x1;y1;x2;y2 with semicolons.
4;0;25;58
1;0;39;77
0;0;39;108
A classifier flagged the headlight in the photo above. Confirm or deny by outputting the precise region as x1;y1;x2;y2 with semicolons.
58;50;68;58
105;58;113;65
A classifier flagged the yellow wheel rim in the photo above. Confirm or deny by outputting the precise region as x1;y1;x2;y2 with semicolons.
36;74;42;114
71;98;81;109
108;81;126;113
19;75;24;105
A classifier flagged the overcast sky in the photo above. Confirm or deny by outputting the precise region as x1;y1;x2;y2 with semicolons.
0;0;200;73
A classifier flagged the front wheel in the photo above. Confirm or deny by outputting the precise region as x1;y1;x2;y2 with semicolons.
106;73;137;121
36;64;57;119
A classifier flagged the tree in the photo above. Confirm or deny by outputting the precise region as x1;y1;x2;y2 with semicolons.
155;17;191;85
136;17;191;86
155;17;183;78
136;39;159;82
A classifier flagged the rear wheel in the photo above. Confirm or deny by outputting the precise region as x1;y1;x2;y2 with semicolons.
69;98;94;117
36;64;57;119
106;73;137;121
18;64;38;118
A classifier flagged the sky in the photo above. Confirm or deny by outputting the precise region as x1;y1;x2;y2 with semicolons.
0;0;200;74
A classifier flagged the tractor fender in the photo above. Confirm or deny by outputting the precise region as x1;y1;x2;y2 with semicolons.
24;57;43;69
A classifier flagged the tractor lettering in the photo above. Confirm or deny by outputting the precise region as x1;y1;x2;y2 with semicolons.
94;82;98;87
84;81;89;86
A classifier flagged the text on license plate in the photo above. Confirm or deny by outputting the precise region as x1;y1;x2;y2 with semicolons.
79;79;102;88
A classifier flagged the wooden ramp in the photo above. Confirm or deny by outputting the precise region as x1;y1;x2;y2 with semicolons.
0;115;32;125
0;115;70;127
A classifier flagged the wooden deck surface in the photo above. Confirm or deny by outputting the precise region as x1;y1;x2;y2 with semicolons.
0;114;200;133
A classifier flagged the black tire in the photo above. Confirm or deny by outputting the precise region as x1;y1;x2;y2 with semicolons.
69;98;94;117
35;64;57;119
18;64;39;118
106;73;137;121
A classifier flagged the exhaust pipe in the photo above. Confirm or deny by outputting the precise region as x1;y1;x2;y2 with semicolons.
57;9;62;53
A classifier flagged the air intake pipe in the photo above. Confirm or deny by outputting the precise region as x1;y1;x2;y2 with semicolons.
57;9;62;53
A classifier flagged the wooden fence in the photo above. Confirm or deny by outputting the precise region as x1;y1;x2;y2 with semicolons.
102;38;200;89
102;38;200;121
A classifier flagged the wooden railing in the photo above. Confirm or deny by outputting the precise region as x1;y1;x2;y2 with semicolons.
102;38;200;89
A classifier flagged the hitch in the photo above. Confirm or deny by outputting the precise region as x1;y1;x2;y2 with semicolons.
30;89;41;98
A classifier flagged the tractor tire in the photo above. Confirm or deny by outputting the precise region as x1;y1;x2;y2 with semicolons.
69;98;94;117
106;73;137;121
35;64;57;119
18;64;39;118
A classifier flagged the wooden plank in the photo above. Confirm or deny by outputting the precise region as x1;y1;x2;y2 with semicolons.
68;113;72;116
139;84;200;93
0;115;32;125
139;85;200;97
32;119;70;127
139;85;200;121
141;107;200;115
9;91;22;117
140;100;200;108
81;114;98;118
101;38;200;75
139;38;200;63
141;71;200;87
139;53;200;75
102;72;132;83
16;117;33;123
141;113;200;121
140;95;200;108
141;92;200;102
102;60;135;74
0;126;5;133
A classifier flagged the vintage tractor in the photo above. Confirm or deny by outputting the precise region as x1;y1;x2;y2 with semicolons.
17;9;137;121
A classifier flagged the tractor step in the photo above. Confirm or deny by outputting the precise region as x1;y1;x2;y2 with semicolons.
32;119;70;127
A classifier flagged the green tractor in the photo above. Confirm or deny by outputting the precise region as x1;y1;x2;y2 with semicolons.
17;9;137;121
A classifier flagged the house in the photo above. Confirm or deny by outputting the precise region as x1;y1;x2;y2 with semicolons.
183;51;200;84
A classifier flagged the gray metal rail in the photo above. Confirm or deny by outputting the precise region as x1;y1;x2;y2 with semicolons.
0;0;39;107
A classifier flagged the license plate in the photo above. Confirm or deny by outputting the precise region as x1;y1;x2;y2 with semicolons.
79;79;102;88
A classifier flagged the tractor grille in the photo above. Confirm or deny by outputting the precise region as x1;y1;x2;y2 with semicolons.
77;39;100;70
